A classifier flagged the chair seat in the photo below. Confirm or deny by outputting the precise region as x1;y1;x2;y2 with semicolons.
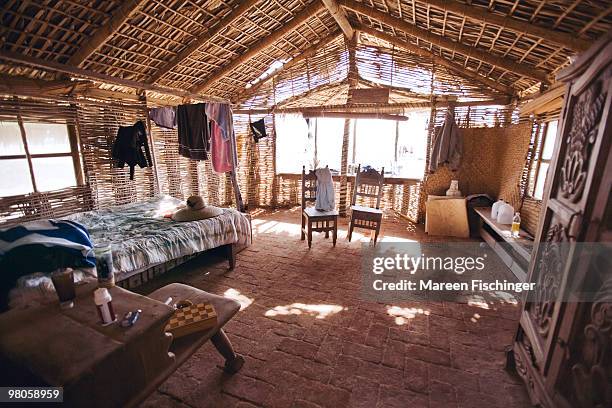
303;207;339;217
350;205;383;214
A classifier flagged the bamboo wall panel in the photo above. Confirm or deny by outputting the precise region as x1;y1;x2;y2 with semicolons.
77;98;156;209
423;122;533;211
0;186;93;226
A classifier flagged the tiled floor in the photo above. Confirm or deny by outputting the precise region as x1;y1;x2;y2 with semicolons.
139;208;531;408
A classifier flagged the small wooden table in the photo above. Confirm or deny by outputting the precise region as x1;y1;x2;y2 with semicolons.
0;281;243;407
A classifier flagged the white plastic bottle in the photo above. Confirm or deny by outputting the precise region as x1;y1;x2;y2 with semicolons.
94;287;116;325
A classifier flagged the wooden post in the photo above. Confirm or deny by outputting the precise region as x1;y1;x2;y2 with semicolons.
338;35;358;217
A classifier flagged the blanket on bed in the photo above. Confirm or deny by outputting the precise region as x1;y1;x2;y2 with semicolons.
65;196;251;281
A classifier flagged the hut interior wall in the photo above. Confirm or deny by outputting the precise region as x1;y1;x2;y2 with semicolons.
1;94;544;231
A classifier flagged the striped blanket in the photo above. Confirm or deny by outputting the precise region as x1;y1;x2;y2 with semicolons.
0;219;95;271
0;219;95;310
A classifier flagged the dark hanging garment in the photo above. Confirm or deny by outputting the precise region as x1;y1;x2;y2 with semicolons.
177;103;209;160
112;120;152;180
250;118;267;143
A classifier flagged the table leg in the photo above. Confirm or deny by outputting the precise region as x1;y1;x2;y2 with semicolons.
211;329;245;374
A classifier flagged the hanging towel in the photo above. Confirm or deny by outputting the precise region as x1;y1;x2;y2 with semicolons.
177;103;209;160
428;110;462;173
112;120;152;180
149;107;176;129
314;167;335;211
250;118;267;143
210;122;234;173
205;103;233;141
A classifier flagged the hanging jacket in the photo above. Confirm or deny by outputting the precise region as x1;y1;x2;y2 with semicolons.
428;110;462;173
112;120;153;180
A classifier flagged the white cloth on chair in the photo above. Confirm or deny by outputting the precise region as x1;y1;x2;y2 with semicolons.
314;167;335;211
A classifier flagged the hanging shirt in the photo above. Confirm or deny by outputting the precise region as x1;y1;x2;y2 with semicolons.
205;103;233;141
149;107;176;129
315;167;335;212
177;103;209;160
112;120;153;180
210;122;234;173
429;110;462;173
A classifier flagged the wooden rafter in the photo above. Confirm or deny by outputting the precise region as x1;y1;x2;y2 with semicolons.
321;0;355;39
234;97;512;114
0;49;225;102
148;0;260;84
190;1;325;94
357;24;515;95
235;32;341;103
66;0;147;67
417;0;589;52
340;0;550;83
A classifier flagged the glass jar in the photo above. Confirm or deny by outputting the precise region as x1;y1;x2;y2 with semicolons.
94;242;114;287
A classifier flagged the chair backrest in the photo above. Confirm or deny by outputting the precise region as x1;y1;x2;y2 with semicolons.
351;164;385;209
301;165;317;210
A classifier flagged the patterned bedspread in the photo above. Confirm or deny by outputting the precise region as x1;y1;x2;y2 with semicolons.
66;196;251;281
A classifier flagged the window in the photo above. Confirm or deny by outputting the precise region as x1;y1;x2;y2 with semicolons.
274;111;429;179
275;115;344;174
531;120;558;200
349;111;428;179
0;121;79;197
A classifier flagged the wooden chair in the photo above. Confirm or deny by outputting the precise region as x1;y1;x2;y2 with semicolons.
348;165;384;245
301;166;338;248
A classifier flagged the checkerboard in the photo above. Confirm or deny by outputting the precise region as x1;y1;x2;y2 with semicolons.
165;302;218;338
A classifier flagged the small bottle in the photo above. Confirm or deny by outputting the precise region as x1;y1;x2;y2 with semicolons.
94;287;116;325
511;212;521;238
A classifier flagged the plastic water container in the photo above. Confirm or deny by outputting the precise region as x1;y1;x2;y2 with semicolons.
497;202;515;225
491;199;504;219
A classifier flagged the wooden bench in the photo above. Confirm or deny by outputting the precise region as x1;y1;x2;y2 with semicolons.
474;207;534;282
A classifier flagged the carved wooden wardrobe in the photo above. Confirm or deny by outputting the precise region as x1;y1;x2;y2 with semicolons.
512;34;612;407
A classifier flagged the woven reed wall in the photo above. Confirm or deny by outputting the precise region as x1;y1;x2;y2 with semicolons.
520;197;542;237
2;94;533;228
148;123;231;206
422;122;533;210
77;98;157;209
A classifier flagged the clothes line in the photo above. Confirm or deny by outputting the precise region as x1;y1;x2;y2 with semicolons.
147;102;245;212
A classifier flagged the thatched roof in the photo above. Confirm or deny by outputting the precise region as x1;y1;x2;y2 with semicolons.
1;0;610;108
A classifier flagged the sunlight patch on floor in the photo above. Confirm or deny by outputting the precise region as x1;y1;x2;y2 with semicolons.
387;305;430;325
467;295;490;309
224;288;253;310
265;303;346;319
251;218;417;243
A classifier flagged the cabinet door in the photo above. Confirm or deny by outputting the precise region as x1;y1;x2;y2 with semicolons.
516;35;612;408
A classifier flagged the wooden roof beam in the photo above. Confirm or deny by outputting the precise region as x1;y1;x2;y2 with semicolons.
357;25;516;95
321;0;355;40
234;97;513;114
340;0;550;83
234;32;341;104
417;0;589;52
0;50;226;102
148;0;260;84
190;1;326;94
67;0;147;67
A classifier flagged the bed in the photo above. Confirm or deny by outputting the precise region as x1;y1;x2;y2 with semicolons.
66;195;252;284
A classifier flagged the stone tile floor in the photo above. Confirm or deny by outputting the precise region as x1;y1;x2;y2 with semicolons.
139;208;531;408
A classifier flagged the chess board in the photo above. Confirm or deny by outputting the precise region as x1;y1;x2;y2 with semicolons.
165;302;218;338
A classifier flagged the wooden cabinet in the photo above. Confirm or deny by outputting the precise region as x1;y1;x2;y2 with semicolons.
512;33;612;408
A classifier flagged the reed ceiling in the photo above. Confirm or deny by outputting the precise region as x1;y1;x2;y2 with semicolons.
0;0;610;106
